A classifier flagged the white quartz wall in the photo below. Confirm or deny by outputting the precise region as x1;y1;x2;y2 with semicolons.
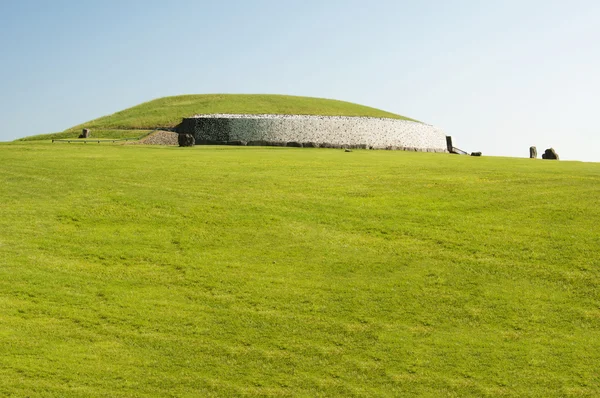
190;114;448;151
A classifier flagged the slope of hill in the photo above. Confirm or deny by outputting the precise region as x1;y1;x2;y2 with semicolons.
18;94;417;141
0;142;598;396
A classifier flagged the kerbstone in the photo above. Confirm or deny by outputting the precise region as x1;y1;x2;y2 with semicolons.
178;134;195;147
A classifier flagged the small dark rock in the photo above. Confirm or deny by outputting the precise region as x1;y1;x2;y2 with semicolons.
345;149;352;152
227;140;247;146
266;141;287;147
542;148;559;160
529;146;537;159
471;152;482;156
247;140;267;146
79;128;91;139
178;134;195;147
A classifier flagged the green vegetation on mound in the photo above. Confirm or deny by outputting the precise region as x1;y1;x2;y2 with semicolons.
18;95;418;141
62;94;416;133
1;143;598;396
17;129;153;142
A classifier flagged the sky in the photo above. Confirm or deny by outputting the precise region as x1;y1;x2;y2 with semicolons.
0;0;598;162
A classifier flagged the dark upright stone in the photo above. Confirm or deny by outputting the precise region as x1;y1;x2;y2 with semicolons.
542;148;559;160
79;128;91;139
529;146;537;159
446;136;453;152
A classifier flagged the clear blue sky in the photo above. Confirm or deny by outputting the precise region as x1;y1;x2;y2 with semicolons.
1;0;598;161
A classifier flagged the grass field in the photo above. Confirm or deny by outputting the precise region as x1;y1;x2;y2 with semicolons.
0;142;598;396
18;95;416;141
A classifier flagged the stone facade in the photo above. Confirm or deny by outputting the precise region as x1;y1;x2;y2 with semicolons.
177;114;448;152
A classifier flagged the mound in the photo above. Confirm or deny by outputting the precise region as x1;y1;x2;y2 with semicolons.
19;95;432;144
63;94;418;133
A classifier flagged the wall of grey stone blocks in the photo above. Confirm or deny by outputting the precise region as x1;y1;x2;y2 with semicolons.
179;114;448;151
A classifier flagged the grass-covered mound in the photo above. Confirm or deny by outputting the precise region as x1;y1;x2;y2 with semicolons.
19;94;416;141
1;143;598;396
16;129;153;142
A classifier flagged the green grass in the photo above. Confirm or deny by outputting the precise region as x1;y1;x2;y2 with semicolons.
17;129;154;141
0;142;598;397
57;94;415;133
18;94;418;142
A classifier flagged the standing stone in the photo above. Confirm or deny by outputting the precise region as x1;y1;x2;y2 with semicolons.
446;136;454;153
178;134;195;147
529;146;537;159
79;128;91;139
542;148;559;160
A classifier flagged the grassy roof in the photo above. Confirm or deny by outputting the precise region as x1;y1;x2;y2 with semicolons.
64;94;417;132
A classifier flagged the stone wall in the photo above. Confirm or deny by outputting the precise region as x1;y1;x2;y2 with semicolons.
177;114;448;151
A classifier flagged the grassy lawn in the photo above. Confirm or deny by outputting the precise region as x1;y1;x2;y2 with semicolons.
0;142;598;396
